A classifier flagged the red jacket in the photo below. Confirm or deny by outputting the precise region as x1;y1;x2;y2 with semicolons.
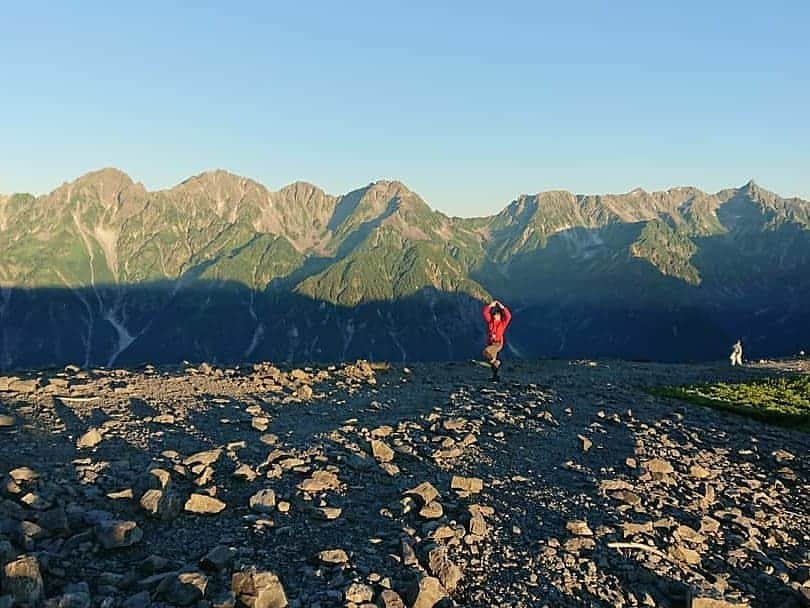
483;303;512;344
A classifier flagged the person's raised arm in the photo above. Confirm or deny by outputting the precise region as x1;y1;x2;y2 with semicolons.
482;303;492;321
502;304;512;325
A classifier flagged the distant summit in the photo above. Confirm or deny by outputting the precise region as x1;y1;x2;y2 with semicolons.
1;169;809;369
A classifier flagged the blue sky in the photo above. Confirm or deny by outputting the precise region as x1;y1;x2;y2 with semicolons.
1;0;808;216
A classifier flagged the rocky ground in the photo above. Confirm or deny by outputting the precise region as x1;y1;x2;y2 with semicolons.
0;358;808;608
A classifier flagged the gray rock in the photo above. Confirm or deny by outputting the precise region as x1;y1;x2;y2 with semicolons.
3;555;43;606
298;470;340;493
159;571;208;606
54;582;92;608
419;501;444;520
450;475;483;494
344;582;374;603
426;545;463;593
232;568;287;608
689;598;748;608
211;591;237;608
140;489;182;520
96;520;143;549
405;576;448;608
76;428;103;449
566;520;593;536
122;591;151;608
201;545;236;572
577;434;593;452
184;494;226;515
405;482;440;505
249;489;277;514
370;439;395;463
317;549;349;566
642;458;674;476
376;590;406;608
183;449;223;467
0;539;13;565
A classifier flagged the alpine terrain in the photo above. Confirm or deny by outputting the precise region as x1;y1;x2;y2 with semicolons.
1;169;809;370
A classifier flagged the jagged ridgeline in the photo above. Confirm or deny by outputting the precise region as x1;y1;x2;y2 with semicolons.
1;169;809;369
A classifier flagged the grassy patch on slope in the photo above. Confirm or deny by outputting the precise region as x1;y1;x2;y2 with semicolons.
650;375;810;432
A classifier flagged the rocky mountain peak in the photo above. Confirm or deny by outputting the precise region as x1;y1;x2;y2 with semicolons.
277;180;329;199
173;169;263;194
53;168;145;208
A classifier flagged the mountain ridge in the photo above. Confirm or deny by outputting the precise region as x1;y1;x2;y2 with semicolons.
0;168;808;369
4;168;798;219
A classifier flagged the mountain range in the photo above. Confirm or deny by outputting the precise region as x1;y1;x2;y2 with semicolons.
1;168;809;370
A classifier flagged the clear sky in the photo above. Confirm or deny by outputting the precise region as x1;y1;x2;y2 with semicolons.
1;0;808;216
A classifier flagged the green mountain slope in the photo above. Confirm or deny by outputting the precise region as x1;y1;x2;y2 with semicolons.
0;170;808;368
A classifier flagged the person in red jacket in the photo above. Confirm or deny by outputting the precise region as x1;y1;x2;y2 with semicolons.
482;299;512;381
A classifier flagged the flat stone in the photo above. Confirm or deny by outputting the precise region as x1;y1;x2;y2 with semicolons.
183;449;222;467
249;489;277;514
427;545;463;593
3;555;43;606
419;501;444;520
612;489;642;505
675;525;706;544
96;520;143;549
251;417;270;431
578;434;593;452
312;506;342;520
379;462;400;476
564;537;596;553
184;494;226;515
55;587;91;608
376;589;406;608
690;598;749;608
201;545;237;572
298;470;340;493
689;464;712;479
451;475;483;494
772;449;795;463
232;568;288;608
566;520;593;536
370;439;395;463
140;489;182;520
233;464;257;482
77;428;103;449
405;576;448;608
9;379;38;393
9;467;39;482
621;521;654;538
122;591;151;608
317;549;349;566
0;414;16;428
160;571;209;606
599;479;635;492
344;582;374;604
468;514;488;538
642;458;674;476
699;516;721;536
669;544;701;565
290;369;309;381
405;482;440;505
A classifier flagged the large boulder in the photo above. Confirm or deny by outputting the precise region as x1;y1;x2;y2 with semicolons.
3;555;43;606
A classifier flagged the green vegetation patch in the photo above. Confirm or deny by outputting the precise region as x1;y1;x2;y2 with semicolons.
650;375;810;431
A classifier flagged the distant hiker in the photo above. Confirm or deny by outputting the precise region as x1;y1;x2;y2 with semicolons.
482;299;512;381
730;339;743;366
